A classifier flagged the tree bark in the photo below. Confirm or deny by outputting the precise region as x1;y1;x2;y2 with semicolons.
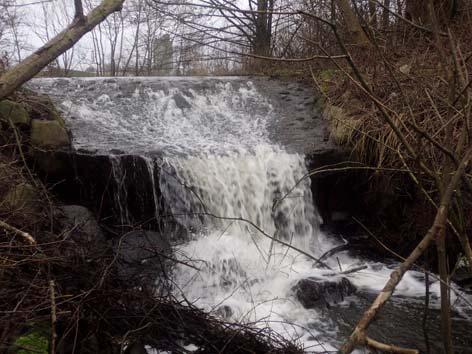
336;0;371;48
405;0;457;24
0;0;125;100
253;0;273;56
382;0;391;29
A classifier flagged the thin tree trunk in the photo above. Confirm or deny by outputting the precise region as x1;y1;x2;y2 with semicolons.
336;0;371;47
0;0;125;100
382;0;391;29
340;147;472;353
369;0;377;28
437;226;454;354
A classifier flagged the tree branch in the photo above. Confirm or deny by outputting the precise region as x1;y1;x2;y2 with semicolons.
0;0;125;100
340;147;472;353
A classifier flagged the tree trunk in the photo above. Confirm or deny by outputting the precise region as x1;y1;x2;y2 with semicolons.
382;0;391;29
369;1;377;28
405;0;457;24
253;0;272;56
336;0;371;48
0;0;125;100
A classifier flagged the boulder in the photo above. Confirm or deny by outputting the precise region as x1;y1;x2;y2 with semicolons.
57;205;106;245
31;119;69;148
0;100;31;126
113;230;171;286
293;277;356;309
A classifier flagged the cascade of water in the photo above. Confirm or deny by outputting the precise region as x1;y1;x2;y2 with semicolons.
30;77;472;352
143;157;161;223
110;155;130;225
160;145;322;250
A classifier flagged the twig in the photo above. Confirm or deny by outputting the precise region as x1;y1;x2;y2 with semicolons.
49;280;57;354
0;219;36;245
365;336;419;354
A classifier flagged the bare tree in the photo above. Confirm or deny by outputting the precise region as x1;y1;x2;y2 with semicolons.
1;1;25;63
0;0;125;100
335;0;370;47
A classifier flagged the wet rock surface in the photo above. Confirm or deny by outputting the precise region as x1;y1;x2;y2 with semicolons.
113;230;171;287
293;277;356;309
57;205;105;244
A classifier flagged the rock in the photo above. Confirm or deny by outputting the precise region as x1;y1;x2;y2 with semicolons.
32;150;70;176
57;205;105;244
4;183;39;214
173;93;192;109
324;104;360;145
293;277;356;309
451;260;472;290
46;103;66;127
215;305;233;319
399;64;411;75
124;342;147;354
113;230;171;286
31;119;69;148
0;100;31;126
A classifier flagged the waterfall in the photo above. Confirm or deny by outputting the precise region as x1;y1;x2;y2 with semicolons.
162;145;334;345
29;77;472;352
160;145;321;244
110;155;130;225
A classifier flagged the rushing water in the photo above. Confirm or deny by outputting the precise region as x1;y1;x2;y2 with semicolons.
30;77;472;352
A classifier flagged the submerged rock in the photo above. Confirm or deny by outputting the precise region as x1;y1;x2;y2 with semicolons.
293;277;356;309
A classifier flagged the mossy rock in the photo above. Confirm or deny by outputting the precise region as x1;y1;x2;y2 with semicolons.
48;105;65;127
38;96;65;127
324;104;360;145
4;183;39;214
0;100;31;126
31;119;69;149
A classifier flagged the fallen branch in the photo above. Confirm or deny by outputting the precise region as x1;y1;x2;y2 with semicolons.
49;280;57;354
365;336;419;354
0;219;36;245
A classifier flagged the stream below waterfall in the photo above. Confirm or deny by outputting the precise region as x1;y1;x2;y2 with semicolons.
30;77;472;353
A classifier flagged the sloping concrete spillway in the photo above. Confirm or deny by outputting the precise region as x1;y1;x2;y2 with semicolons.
29;77;472;352
30;77;339;229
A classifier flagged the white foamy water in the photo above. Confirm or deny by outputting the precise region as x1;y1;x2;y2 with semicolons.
30;77;273;155
30;77;471;352
165;145;466;351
